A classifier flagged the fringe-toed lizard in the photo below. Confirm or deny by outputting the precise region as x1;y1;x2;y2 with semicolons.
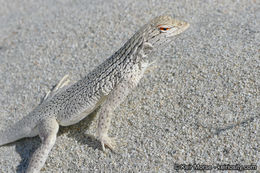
0;15;189;172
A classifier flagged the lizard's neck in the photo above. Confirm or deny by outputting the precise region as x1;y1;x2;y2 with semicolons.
113;31;154;65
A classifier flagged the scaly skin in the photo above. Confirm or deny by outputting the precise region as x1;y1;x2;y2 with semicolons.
0;16;189;172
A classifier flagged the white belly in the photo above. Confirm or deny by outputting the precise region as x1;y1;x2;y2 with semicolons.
59;96;107;126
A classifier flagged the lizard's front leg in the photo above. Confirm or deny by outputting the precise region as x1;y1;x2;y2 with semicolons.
97;73;143;151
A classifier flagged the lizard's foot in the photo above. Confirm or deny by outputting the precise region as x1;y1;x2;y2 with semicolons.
100;135;116;151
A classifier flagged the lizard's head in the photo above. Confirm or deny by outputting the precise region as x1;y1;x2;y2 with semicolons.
144;15;190;46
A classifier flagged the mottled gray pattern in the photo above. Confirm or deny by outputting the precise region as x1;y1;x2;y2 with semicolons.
0;15;189;172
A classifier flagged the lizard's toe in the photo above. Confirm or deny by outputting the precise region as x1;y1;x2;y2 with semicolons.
100;135;116;151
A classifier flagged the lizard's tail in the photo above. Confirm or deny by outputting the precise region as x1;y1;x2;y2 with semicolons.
0;116;37;146
0;127;27;146
0;130;22;146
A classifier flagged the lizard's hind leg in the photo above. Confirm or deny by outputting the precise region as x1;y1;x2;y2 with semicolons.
26;117;59;173
43;74;70;102
27;75;70;139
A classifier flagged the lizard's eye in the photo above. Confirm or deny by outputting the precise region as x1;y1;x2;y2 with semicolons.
159;27;170;31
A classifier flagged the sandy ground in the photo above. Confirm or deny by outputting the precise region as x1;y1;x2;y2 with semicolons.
0;0;259;172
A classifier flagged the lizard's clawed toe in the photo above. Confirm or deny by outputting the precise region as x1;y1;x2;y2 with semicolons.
100;135;116;151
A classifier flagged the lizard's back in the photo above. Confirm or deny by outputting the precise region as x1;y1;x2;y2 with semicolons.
54;32;145;125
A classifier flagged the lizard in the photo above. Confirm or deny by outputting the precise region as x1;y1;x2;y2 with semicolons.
0;15;189;173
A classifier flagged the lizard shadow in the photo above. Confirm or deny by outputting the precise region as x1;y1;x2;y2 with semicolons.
58;107;102;150
195;115;259;143
15;137;41;172
14;108;101;173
